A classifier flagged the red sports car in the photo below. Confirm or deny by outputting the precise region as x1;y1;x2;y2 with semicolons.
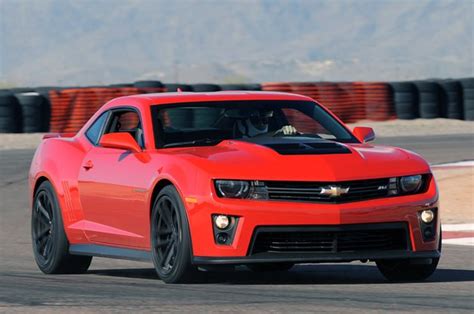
29;91;441;283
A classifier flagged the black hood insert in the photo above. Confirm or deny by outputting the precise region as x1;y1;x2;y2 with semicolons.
239;137;352;155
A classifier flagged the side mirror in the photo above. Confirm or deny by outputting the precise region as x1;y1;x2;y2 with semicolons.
99;132;142;153
353;127;375;143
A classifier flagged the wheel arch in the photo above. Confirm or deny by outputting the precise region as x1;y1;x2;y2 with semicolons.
33;176;50;197
149;178;175;217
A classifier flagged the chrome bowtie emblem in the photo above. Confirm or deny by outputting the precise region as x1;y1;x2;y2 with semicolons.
320;186;350;197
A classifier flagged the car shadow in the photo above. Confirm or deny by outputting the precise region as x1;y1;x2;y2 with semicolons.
87;264;474;285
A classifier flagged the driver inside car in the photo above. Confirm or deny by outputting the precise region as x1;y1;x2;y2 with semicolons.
235;109;298;138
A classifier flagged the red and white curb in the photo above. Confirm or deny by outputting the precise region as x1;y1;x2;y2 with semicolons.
443;224;474;246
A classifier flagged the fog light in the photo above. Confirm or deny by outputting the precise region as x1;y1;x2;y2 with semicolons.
215;215;230;229
216;233;228;244
421;210;435;224
424;227;434;239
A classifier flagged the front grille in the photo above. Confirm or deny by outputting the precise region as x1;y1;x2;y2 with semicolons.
250;224;408;255
265;178;390;203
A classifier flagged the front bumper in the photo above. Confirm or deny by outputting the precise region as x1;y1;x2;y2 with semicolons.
193;250;441;265
186;179;440;259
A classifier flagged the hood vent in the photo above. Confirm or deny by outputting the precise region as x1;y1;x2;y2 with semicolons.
264;142;351;155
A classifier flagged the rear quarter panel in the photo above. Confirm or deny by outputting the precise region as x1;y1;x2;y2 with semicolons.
29;136;89;243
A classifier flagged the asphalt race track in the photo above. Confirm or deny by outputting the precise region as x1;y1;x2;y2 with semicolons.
1;134;473;312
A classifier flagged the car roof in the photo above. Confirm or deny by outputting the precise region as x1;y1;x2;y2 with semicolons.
105;91;314;109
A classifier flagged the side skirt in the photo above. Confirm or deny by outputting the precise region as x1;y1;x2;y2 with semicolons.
69;244;152;262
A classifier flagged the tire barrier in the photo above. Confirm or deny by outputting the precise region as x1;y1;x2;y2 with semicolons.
15;92;50;132
389;82;419;120
1;78;472;133
108;83;134;88
437;80;463;120
414;81;442;119
164;84;193;92
191;84;221;92
460;78;474;121
0;91;22;133
133;81;166;94
219;83;262;91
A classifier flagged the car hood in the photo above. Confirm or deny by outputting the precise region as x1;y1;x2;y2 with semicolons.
160;139;431;181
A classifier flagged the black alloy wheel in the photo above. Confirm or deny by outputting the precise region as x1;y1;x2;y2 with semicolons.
31;181;92;274
151;186;196;283
32;190;55;262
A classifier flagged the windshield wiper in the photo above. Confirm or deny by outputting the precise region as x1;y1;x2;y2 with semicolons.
163;138;223;148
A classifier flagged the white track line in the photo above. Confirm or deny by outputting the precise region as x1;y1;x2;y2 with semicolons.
442;224;474;231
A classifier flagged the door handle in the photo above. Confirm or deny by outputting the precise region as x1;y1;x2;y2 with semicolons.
83;160;94;170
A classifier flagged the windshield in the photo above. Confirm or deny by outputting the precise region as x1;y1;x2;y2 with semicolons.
151;100;357;148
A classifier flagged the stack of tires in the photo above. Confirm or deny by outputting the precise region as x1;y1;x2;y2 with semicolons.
219;83;261;91
164;84;193;92
190;84;221;92
460;78;474;120
16;92;50;132
414;81;443;119
0;91;22;133
133;81;166;93
389;82;419;119
437;80;463;120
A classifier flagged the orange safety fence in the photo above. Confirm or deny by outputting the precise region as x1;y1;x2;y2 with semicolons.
48;87;164;132
262;82;395;123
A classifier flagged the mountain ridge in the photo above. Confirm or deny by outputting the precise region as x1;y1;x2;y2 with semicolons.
0;0;472;86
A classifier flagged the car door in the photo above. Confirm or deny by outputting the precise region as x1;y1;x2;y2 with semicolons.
78;108;151;249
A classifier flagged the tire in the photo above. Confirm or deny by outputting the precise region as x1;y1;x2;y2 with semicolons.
219;84;248;91
10;88;35;94
191;84;221;92
247;263;294;272
108;83;134;88
389;82;418;119
460;78;474;121
151;185;196;283
164;84;193;92
0;92;22;133
376;231;441;282
414;81;441;119
133;80;164;88
243;83;262;91
31;181;92;274
438;80;463;119
16;93;50;132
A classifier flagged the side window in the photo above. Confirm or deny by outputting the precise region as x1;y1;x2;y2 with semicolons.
103;109;145;148
85;112;108;145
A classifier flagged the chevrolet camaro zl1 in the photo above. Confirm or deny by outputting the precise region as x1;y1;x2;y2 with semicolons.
29;91;441;283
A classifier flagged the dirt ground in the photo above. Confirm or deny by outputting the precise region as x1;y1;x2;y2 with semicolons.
347;118;474;137
432;166;474;224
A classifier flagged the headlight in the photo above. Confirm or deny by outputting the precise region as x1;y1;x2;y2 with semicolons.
399;175;423;193
388;174;425;196
215;180;269;199
215;180;250;198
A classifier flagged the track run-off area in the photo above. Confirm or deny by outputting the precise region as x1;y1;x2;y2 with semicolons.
1;134;473;312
